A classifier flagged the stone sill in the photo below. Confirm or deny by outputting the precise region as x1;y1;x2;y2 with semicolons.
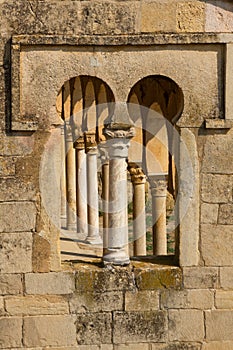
205;119;233;129
62;256;182;291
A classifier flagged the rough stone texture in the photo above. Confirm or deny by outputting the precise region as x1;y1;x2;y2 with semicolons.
115;344;150;350
218;204;233;225
0;232;32;273
125;290;159;311
5;295;69;315
25;272;75;295
69;291;123;313
202;134;233;174
205;310;233;341
220;267;233;289
76;312;112;345
205;2;233;32
183;267;219;289
151;344;201;350
202;342;233;350
0;274;22;295
32;233;51;273
0;317;22;348
176;1;205;32
23;315;77;347
201;203;218;224
0;156;15;176
0;134;34;156
215;291;233;309
161;289;214;310
168;310;204;341
201;174;232;203
140;1;176;33
0;177;36;202
113;311;167;343
201;224;233;266
0;202;36;232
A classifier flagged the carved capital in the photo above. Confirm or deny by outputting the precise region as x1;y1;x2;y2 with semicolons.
128;164;146;185
84;131;97;154
74;136;85;150
149;176;167;197
104;126;135;140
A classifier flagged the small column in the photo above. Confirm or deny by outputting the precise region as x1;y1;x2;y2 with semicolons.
60;124;67;228
129;163;147;256
74;137;88;234
103;127;135;265
65;122;77;231
149;175;167;255
99;144;109;255
84;131;102;244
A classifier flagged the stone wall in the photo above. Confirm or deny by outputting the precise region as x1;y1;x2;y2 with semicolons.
0;1;233;349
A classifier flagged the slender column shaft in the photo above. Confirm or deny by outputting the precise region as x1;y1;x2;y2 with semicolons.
103;127;135;265
65;124;76;230
60;125;67;228
102;161;109;253
129;164;147;256
84;132;102;244
74;138;88;234
149;176;167;255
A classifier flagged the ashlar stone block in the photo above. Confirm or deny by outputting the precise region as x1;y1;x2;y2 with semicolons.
201;203;218;224
201;174;232;203
0;274;23;295
219;204;233;225
220;267;233;288
183;267;219;289
0;202;36;232
176;1;205;32
23;315;77;347
168;310;204;342
205;310;233;341
151;344;201;350
0;232;32;273
202;341;233;350
215;291;233;309
0;317;22;348
201;224;233;266
161;289;214;309
125;290;159;311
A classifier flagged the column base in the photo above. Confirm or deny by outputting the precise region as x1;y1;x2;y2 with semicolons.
103;248;130;266
85;235;103;245
67;223;77;231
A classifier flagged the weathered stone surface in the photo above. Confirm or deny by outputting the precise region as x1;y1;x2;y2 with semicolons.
32;233;51;273
5;295;69;315
0;202;36;232
201;174;232;203
125;290;159;311
161;289;214;309
202;341;233;350
134;266;182;290
220;267;233;288
215;291;233;309
140;1;176;33
0;232;32;273
70;291;123;313
0;156;15;175
151;344;201;350
0;177;36;202
168;310;204;341
202;135;233;174
0;274;22;295
176;1;205;32
201;203;218;224
115;344;150;350
0;317;22;348
76;312;112;345
0;134;34;156
25;272;75;295
183;267;219;289
205;2;233;32
0;297;4;315
24;315;77;347
113;311;167;343
201;224;233;266
205;310;233;341
219;204;233;225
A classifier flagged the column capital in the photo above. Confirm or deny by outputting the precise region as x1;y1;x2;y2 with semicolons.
103;126;135;159
74;136;85;150
128;163;146;185
98;142;109;164
149;175;167;197
84;131;98;154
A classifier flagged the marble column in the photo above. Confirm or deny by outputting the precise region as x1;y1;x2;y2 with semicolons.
65;122;77;231
60;125;67;228
99;144;109;255
149;175;167;255
129;163;147;256
74;137;88;234
103;127;135;265
84;131;102;244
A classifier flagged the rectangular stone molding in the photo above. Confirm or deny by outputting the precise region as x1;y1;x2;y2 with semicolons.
23;315;77;347
168;310;204;342
0;317;22;348
201;224;233;266
0;232;32;273
25;272;75;295
225;44;233;120
205;310;233;341
0;202;36;232
113;311;167;343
